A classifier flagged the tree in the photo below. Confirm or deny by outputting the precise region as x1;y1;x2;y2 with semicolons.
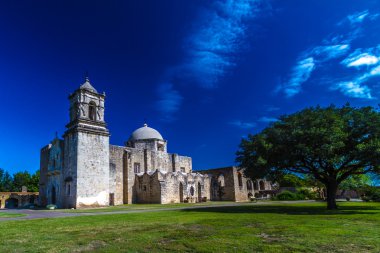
12;170;39;192
29;171;40;192
339;174;371;191
236;105;380;209
0;168;13;192
12;171;32;192
276;174;306;187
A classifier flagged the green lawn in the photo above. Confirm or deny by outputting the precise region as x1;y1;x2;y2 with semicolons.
0;202;379;252
0;212;25;218
62;201;253;213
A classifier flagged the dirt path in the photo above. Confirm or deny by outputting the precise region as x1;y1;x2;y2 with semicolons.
0;200;315;222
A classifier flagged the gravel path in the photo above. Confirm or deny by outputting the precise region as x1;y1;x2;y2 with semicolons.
0;200;315;222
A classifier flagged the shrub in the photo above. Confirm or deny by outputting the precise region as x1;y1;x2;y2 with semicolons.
275;190;298;200
296;188;317;200
361;185;380;202
371;191;380;202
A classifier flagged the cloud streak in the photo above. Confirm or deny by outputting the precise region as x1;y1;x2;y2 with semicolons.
281;57;315;97
156;0;265;121
156;83;183;122
258;116;278;123
183;0;262;88
229;120;256;129
341;46;380;68
279;10;379;98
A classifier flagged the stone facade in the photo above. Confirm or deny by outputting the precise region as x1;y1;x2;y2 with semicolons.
39;78;271;208
0;187;39;209
198;167;273;201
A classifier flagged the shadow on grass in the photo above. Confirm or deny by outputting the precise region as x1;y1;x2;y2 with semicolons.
180;203;380;216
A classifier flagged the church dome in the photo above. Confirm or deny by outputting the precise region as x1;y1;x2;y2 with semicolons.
129;124;164;141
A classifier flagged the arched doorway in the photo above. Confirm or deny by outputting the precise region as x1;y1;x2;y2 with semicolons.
259;181;265;190
52;186;56;205
238;173;243;187
5;198;19;208
179;182;184;203
198;182;202;202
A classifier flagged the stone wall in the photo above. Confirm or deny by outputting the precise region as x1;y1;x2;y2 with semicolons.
39;144;51;207
198;166;273;202
199;167;237;201
0;192;39;209
109;145;125;205
75;132;110;207
134;172;162;204
134;171;209;204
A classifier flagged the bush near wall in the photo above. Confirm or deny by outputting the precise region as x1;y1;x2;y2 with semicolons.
273;188;317;201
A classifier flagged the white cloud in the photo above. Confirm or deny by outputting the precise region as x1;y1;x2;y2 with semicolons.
258;116;278;123
334;81;372;99
370;65;380;75
156;83;183;122
311;44;350;61
279;10;379;99
341;46;380;68
184;0;263;88
282;57;315;97
347;10;369;24
344;53;379;67
156;0;266;121
229;120;256;129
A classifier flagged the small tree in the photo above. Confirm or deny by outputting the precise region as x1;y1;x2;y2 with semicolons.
236;105;380;209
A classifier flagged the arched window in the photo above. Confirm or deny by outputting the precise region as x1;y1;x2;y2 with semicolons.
88;101;96;121
254;181;258;190
238;173;243;187
247;180;253;191
218;174;225;187
190;186;195;196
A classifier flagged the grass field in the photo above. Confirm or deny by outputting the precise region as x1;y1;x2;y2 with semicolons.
61;201;253;213
0;202;379;252
0;212;25;218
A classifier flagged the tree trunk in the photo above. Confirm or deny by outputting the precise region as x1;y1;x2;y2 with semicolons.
326;180;338;210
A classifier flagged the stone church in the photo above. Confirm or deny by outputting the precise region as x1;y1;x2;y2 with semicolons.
39;78;272;208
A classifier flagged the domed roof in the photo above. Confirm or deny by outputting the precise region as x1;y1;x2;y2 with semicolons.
80;77;97;93
129;124;164;141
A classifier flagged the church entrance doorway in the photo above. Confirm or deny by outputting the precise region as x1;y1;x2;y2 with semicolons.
179;182;184;203
109;193;115;206
51;186;56;205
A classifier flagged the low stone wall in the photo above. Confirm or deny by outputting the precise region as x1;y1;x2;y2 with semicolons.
0;192;39;208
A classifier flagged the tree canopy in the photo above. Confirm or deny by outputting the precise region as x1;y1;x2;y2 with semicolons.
236;105;380;209
0;168;39;192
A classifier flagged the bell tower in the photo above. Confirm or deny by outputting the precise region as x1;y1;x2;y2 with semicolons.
63;77;110;208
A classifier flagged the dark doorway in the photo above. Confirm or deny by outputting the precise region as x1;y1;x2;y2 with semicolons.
109;193;115;206
5;198;18;208
29;196;35;204
259;181;265;190
52;186;56;205
179;182;184;203
198;182;202;202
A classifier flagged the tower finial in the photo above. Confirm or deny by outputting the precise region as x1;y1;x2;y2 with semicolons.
85;71;89;82
144;118;147;127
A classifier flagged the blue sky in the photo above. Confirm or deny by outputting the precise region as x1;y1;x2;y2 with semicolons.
1;0;380;174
